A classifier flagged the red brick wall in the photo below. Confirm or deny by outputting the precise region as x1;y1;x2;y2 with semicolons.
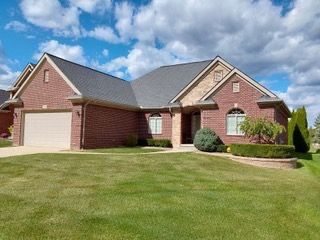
0;106;13;135
202;74;276;144
138;111;172;140
12;59;81;148
83;104;138;148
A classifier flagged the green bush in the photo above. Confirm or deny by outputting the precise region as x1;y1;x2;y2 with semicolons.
288;107;310;153
125;134;138;147
316;149;320;154
193;128;220;152
240;117;285;144
216;145;228;153
140;139;172;148
230;144;295;158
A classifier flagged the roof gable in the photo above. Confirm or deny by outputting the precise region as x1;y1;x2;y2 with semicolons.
201;68;277;100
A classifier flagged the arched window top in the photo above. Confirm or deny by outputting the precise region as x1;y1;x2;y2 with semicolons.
227;108;245;115
226;108;246;136
150;112;161;118
149;113;162;134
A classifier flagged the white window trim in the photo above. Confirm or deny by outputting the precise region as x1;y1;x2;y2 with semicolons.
226;111;246;136
148;115;162;134
232;82;240;93
44;70;49;83
214;70;223;81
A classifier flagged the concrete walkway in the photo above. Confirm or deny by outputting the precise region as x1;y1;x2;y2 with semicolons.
0;146;65;158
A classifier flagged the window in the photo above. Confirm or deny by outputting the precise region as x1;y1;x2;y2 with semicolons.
227;108;245;135
232;82;240;93
214;70;223;81
44;70;49;83
149;113;162;134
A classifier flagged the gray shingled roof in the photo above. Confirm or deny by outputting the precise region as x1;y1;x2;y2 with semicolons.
131;60;212;108
49;53;212;108
48;54;138;107
0;89;9;105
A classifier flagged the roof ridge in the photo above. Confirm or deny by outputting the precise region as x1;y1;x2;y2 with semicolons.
45;52;129;83
160;59;213;68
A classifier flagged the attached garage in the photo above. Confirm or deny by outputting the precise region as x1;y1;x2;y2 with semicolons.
23;112;72;148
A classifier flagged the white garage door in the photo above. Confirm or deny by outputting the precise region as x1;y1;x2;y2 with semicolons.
24;112;72;148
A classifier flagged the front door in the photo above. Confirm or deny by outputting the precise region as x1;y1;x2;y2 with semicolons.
191;112;201;140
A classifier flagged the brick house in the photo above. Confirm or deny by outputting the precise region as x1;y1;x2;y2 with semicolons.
5;53;290;149
0;89;13;135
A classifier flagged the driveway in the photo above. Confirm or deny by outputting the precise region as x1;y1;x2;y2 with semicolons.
0;146;64;158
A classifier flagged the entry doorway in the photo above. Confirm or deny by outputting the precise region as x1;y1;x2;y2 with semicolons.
191;112;201;140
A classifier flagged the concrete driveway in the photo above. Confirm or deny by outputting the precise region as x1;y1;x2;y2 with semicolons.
0;146;65;158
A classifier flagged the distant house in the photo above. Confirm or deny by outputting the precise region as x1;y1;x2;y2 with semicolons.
0;89;13;135
5;53;290;149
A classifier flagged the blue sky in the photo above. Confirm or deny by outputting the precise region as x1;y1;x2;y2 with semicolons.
0;0;319;124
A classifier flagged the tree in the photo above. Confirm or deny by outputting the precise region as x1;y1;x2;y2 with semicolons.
239;117;285;144
314;114;320;144
288;107;310;153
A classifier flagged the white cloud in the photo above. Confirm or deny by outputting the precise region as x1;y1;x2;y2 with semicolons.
96;44;180;79
102;49;109;57
85;26;120;43
101;0;320;123
20;0;80;37
4;20;29;32
0;43;20;89
69;0;111;14
34;40;87;65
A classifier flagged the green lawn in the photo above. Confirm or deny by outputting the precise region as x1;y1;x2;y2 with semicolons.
87;146;164;153
0;152;319;239
0;139;12;148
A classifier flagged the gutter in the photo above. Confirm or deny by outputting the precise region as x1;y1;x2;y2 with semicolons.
81;100;90;149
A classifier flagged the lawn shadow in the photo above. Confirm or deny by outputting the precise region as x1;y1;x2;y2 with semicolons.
294;152;313;161
296;161;304;169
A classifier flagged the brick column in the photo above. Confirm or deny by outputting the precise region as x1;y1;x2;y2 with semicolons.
12;108;22;146
171;109;182;148
71;104;83;150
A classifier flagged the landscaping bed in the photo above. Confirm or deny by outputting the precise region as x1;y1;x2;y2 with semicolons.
230;144;297;169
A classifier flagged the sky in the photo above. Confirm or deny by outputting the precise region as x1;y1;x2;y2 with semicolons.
0;0;319;125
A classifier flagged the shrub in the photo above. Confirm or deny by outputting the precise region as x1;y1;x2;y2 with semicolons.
0;133;9;138
125;134;138;147
193;128;220;152
8;125;13;136
216;145;228;153
314;114;320;144
141;139;172;148
230;144;295;158
240;117;285;144
288;107;310;153
316;149;320;154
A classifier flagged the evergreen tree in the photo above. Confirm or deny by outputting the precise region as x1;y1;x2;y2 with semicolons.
314;114;320;144
288;107;310;153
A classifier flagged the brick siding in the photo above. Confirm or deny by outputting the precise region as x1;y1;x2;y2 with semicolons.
0;106;13;135
83;104;138;148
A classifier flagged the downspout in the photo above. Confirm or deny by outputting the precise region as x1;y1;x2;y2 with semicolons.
81;101;90;149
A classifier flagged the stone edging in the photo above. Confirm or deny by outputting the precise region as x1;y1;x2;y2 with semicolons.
230;155;297;169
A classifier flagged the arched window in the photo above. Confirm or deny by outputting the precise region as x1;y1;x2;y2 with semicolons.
226;108;245;135
149;113;162;134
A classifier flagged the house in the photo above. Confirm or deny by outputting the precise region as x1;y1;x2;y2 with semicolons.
0;89;13;135
5;53;290;149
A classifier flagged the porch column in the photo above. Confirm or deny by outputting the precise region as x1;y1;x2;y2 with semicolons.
171;109;182;148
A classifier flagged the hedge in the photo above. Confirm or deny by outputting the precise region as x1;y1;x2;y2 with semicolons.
230;144;295;158
138;138;172;148
216;145;228;153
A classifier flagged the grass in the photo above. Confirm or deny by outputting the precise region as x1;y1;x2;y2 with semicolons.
0;152;319;239
0;139;12;148
87;146;164;153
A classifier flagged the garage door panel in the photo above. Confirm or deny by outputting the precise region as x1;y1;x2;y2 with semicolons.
24;112;72;148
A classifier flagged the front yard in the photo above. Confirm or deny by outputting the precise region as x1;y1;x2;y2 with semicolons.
0;152;319;239
0;139;12;148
